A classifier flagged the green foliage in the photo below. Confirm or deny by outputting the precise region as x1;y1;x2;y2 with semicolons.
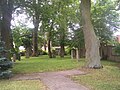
11;0;120;58
0;40;13;79
12;26;32;49
91;0;120;45
12;27;23;52
69;28;85;49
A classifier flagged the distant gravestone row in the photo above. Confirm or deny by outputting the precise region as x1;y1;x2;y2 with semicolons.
71;48;85;61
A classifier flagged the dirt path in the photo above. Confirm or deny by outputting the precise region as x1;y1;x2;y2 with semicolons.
11;69;89;90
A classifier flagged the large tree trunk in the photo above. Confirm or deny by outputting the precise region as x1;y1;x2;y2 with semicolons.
1;0;14;59
81;0;102;68
32;11;40;57
32;21;39;56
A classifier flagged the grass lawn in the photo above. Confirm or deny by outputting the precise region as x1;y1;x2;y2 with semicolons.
1;55;120;90
0;55;82;90
0;80;47;90
12;55;84;74
72;61;120;90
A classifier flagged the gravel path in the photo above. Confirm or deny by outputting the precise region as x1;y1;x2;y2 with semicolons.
11;69;89;90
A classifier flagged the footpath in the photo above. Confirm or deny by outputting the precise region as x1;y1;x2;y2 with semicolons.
11;69;89;90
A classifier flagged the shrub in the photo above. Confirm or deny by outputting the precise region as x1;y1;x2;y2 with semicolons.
0;40;13;79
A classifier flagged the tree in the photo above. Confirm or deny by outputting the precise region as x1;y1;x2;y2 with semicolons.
81;0;102;68
0;0;14;59
54;0;77;58
12;27;23;52
22;34;32;58
12;26;33;58
18;0;42;56
0;39;13;79
40;0;55;58
91;0;119;46
31;0;41;56
70;28;85;58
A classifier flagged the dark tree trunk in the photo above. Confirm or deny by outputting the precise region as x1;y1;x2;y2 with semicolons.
1;0;14;59
32;23;39;56
81;0;102;68
25;47;30;58
60;43;65;58
48;39;52;58
32;9;40;57
60;28;65;58
47;21;54;58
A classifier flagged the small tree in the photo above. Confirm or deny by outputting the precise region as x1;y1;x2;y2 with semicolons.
0;39;13;79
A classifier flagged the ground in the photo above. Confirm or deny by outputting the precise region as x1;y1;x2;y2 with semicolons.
11;70;89;90
0;56;120;90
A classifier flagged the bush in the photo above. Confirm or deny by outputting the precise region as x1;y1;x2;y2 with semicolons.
0;40;13;79
114;44;120;55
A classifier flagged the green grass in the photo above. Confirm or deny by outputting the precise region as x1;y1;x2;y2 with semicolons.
72;61;120;90
12;55;84;74
1;56;120;90
0;80;47;90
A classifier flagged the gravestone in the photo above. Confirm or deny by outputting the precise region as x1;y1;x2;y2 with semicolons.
76;48;80;61
13;54;16;62
71;49;76;59
52;50;56;58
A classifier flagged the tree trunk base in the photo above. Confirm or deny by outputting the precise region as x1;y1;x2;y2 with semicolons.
85;64;103;69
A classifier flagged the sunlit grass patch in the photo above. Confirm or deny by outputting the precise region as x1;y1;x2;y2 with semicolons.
0;80;47;90
12;55;84;74
72;61;120;90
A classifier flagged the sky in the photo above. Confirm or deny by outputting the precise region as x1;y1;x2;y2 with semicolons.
114;31;120;36
11;9;34;29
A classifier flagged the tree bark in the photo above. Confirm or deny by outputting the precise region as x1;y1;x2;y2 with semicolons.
60;28;65;58
1;0;14;59
60;43;65;58
47;21;54;58
25;47;30;58
32;11;40;57
1;0;13;49
48;39;52;58
81;0;102;68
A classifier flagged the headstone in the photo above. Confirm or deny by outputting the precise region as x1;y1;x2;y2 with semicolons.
52;50;56;58
17;53;21;61
13;54;16;62
76;48;80;61
71;49;76;59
